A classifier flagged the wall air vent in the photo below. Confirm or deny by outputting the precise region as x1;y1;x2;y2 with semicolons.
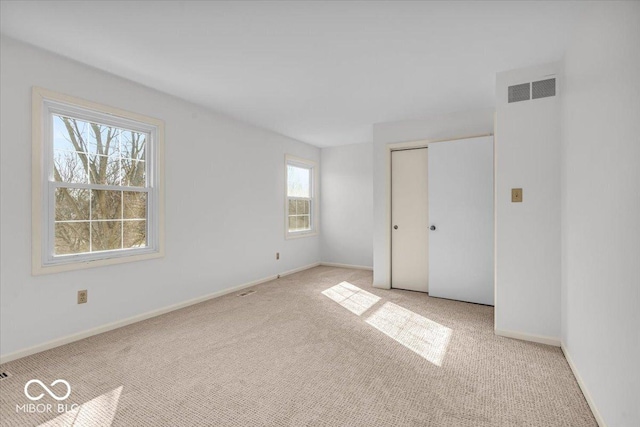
532;78;556;99
508;83;530;103
508;77;557;104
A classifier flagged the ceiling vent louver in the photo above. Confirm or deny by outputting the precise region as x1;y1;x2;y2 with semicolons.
508;83;530;103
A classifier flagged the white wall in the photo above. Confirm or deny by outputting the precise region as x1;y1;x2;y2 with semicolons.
320;143;373;268
372;109;494;288
494;63;562;342
0;37;320;359
561;3;640;426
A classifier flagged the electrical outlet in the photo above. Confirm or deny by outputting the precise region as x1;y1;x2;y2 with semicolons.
77;290;88;304
276;252;280;260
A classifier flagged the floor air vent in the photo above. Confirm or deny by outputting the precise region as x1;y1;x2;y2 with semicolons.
0;372;10;380
238;290;256;297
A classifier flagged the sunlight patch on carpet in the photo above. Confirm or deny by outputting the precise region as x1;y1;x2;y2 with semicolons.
322;281;381;316
366;302;451;366
38;386;123;427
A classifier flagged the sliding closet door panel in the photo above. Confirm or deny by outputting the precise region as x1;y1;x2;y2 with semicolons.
428;136;494;305
391;148;429;292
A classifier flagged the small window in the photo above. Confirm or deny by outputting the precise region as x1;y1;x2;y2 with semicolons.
32;87;164;274
285;155;317;238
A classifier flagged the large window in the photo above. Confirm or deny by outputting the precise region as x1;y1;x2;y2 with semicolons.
32;88;164;274
285;155;317;238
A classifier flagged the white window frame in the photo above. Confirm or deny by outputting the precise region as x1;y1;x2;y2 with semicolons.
285;155;318;239
32;87;165;275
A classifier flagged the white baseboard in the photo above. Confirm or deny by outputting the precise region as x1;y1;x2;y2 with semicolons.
561;344;607;427
320;262;373;271
0;262;320;364
280;262;321;277
494;328;561;347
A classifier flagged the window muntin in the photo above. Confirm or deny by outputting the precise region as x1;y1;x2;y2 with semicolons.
286;157;316;237
33;88;163;273
288;198;311;232
51;115;149;256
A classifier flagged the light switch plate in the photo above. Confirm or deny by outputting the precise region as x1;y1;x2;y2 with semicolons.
512;188;523;203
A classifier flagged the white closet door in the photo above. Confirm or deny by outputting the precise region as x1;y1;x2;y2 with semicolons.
391;148;429;292
428;136;494;305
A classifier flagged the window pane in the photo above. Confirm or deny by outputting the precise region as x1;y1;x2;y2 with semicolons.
121;158;146;187
288;215;313;232
54;149;89;183
124;220;147;249
287;165;310;197
55;222;90;255
123;191;147;219
297;200;310;215
121;131;146;161
55;188;89;221
92;221;122;251
54;115;149;188
88;154;121;185
288;199;297;215
53;115;88;153
91;190;122;220
88;123;120;157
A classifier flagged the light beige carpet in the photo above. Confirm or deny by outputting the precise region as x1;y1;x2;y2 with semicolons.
0;266;596;426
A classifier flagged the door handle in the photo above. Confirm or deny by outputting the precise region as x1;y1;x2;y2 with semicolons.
430;225;436;231
394;225;398;230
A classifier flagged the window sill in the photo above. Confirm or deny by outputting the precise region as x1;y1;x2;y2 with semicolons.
32;250;164;276
285;230;318;240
